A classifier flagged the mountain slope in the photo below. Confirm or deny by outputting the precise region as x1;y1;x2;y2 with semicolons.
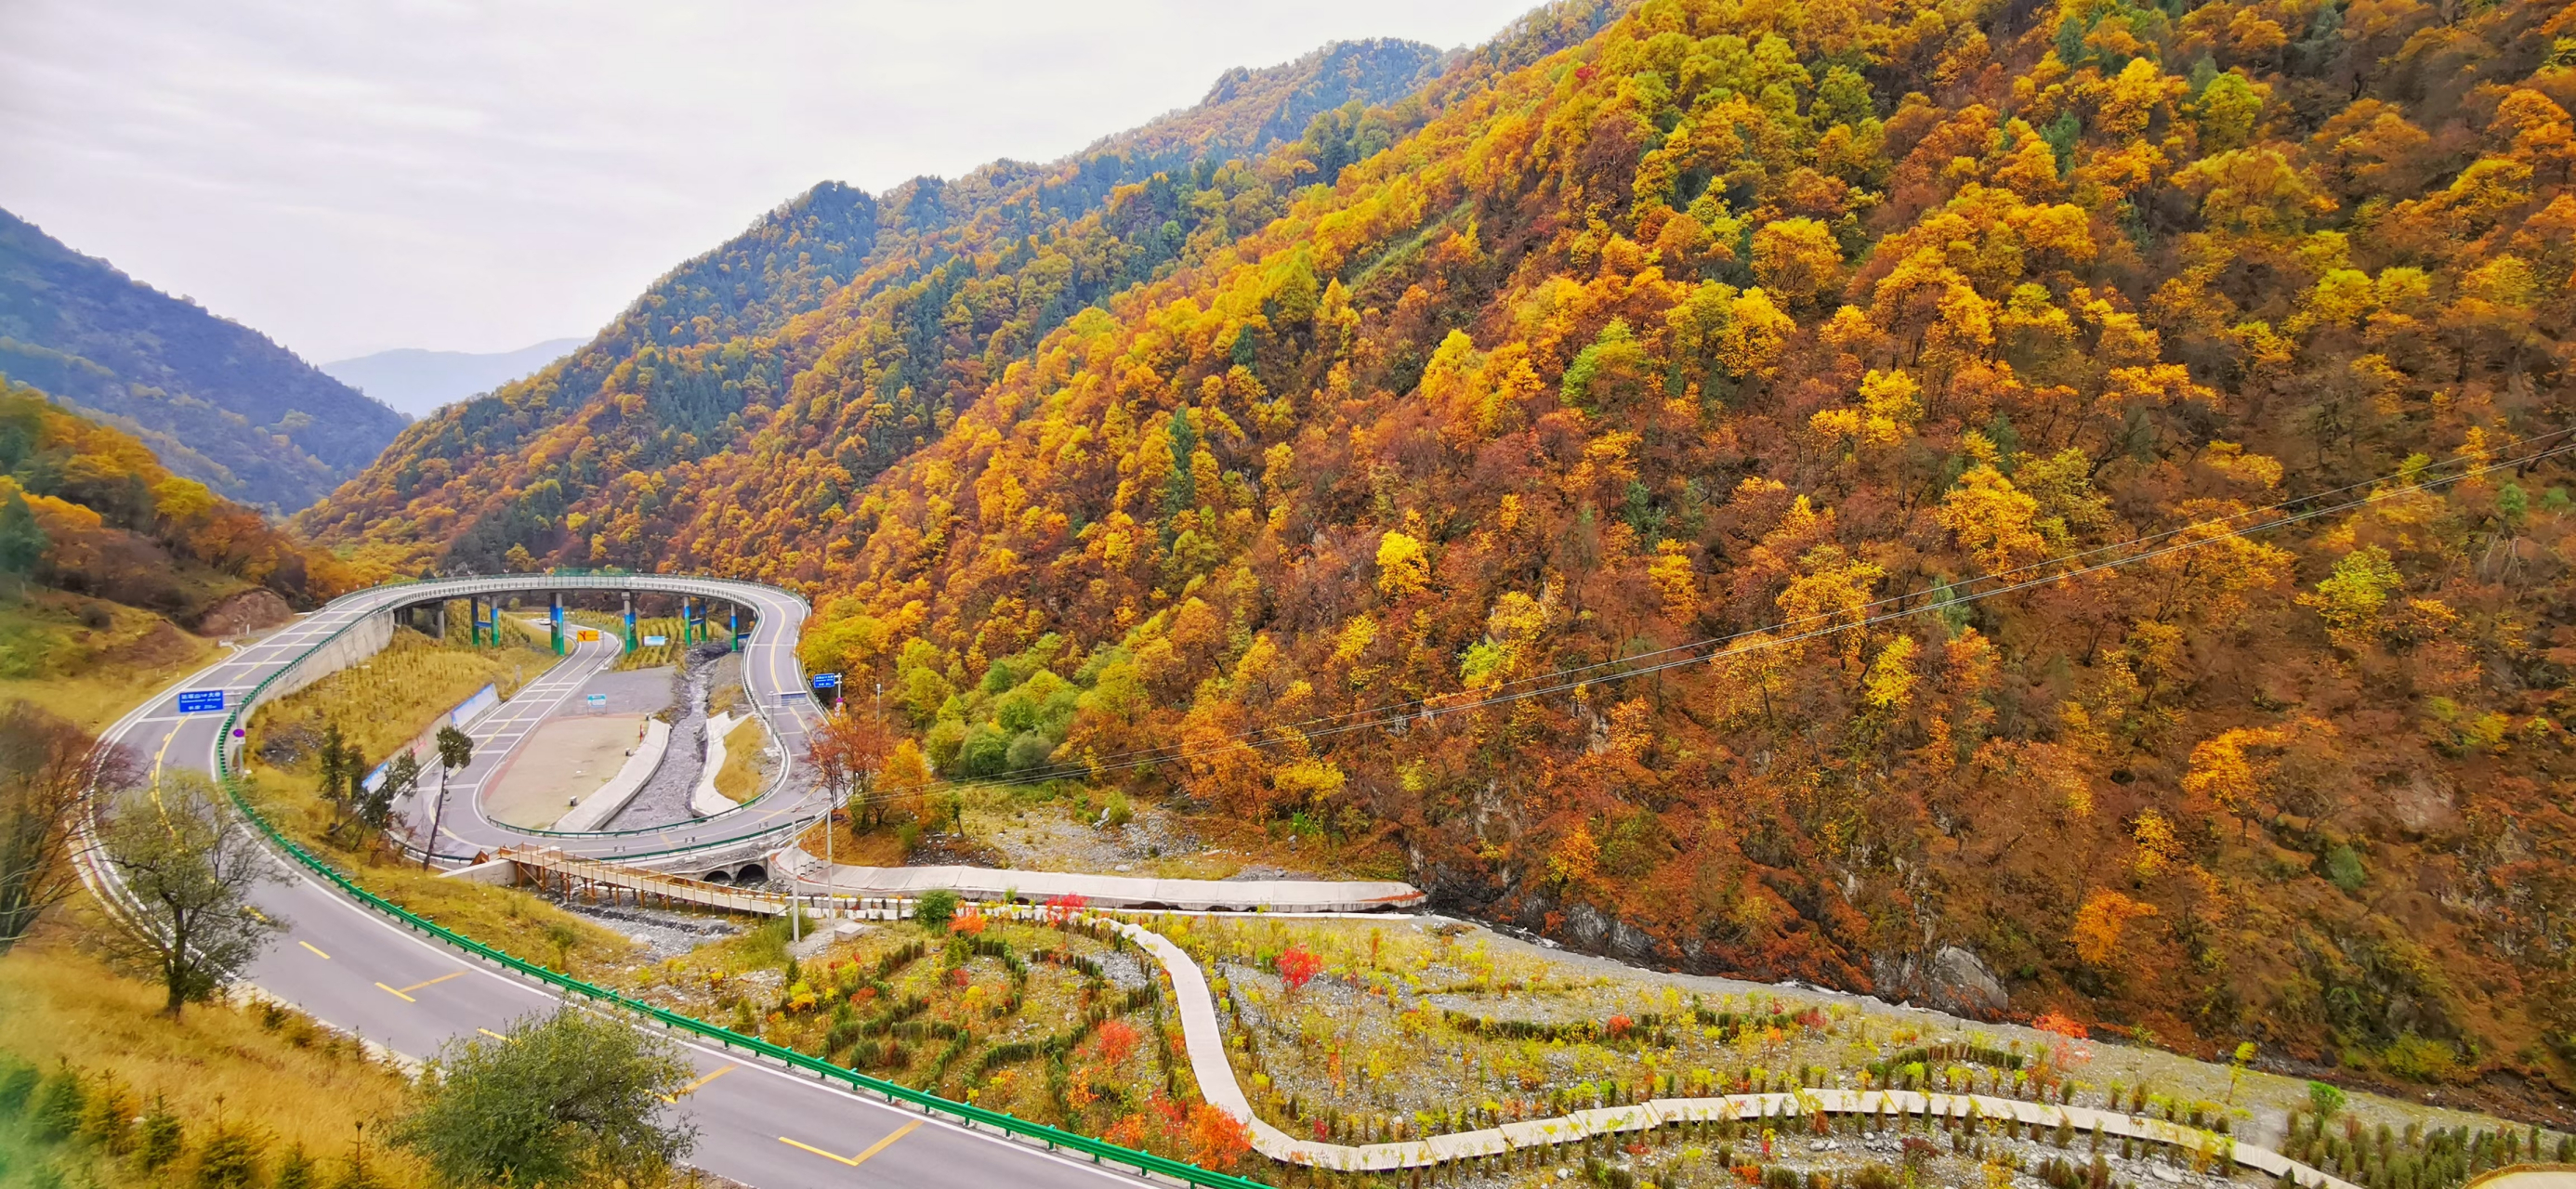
0;210;409;511
0;375;353;622
305;0;2576;1107
766;0;2575;1111
322;338;584;417
295;33;1551;569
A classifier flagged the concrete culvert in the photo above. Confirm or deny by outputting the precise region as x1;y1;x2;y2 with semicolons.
703;869;733;884
733;863;766;882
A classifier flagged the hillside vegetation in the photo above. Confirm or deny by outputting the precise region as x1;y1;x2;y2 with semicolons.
318;0;2576;1115
0;210;407;512
0;376;356;622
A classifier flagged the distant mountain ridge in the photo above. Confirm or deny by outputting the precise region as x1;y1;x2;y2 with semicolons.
0;209;407;512
322;338;585;417
299;33;1506;568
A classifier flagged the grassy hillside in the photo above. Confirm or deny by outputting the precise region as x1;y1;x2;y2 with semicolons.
0;209;407;512
0;913;431;1189
0;594;213;732
245;620;554;771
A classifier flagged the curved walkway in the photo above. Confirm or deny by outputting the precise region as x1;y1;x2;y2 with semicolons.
982;903;2358;1186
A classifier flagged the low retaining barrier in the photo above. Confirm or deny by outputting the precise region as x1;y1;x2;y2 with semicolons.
552;720;671;831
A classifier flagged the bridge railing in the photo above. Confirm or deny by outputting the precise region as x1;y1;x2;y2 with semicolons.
217;578;1262;1189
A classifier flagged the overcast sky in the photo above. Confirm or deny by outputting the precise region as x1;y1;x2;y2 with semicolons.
0;1;1534;364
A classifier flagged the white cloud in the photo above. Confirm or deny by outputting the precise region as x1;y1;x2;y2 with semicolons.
0;0;1533;361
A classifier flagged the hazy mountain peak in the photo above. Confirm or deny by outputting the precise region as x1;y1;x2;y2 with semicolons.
322;338;585;419
0;208;405;512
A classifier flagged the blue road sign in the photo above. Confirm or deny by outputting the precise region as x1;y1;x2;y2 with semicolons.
177;689;225;713
812;673;841;689
643;634;667;647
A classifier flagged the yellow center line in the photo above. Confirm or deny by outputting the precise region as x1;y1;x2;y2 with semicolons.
375;982;415;1002
777;1119;920;1167
395;972;465;994
149;726;178;810
298;940;330;960
478;1027;510;1041
661;1064;735;1103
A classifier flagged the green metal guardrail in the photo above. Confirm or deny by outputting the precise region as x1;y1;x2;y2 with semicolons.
212;595;1268;1189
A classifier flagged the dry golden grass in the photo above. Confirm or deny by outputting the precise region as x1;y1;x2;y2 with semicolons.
0;595;216;732
239;771;637;980
0;908;431;1185
247;626;554;764
712;715;769;804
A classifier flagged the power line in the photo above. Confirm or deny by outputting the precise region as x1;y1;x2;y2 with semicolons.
811;433;2574;812
906;425;2576;788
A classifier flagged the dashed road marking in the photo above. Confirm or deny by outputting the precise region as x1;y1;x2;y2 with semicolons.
778;1119;920;1167
377;971;464;1001
663;1064;734;1103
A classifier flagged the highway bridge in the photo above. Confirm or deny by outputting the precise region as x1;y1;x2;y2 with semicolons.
93;573;1197;1189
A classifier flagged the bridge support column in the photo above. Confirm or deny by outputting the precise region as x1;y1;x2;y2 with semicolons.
468;596;482;647
623;591;637;652
433;601;447;641
729;604;739;651
682;596;694;645
549;593;565;656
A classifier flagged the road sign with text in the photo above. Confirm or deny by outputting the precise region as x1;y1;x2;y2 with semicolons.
177;690;225;713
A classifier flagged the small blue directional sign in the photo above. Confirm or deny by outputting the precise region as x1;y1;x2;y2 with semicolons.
643;634;668;647
177;689;225;713
812;673;841;689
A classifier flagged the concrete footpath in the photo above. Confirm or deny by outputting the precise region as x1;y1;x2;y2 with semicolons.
779;848;1425;912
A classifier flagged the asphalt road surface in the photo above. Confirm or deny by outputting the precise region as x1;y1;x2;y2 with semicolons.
97;576;1165;1189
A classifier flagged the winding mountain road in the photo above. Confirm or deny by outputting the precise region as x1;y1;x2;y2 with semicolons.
93;574;1169;1189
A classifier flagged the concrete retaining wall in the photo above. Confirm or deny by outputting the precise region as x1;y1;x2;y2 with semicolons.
263;611;393;704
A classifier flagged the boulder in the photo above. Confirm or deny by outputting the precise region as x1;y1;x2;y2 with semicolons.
195;589;294;637
1875;945;2010;1018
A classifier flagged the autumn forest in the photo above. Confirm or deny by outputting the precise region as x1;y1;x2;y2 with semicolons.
152;0;2576;1121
